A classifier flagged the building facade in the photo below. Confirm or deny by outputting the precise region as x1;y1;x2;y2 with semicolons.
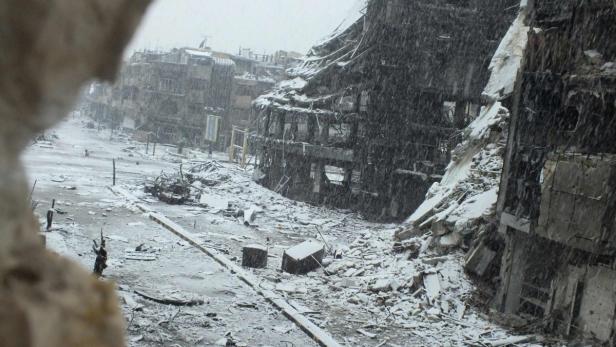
253;0;518;221
495;0;616;343
85;48;234;146
83;46;295;148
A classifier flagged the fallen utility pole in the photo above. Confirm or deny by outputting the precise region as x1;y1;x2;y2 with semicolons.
109;186;343;347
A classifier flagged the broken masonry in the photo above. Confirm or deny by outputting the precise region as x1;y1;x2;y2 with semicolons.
493;1;616;344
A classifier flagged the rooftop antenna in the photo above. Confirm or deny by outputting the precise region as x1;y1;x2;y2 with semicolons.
199;35;211;49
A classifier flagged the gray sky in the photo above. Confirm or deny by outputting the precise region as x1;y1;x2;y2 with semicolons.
128;0;360;56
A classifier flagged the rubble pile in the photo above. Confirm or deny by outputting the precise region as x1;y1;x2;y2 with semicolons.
396;104;508;248
37;112;551;345
396;5;530;264
263;229;540;346
144;161;230;205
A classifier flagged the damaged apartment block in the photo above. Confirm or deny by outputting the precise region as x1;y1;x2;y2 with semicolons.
495;0;616;343
254;0;518;221
85;48;235;147
83;46;298;149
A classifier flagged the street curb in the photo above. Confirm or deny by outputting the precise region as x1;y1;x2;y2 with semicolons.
108;186;343;347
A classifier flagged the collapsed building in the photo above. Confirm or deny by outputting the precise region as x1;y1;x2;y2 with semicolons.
494;0;616;343
253;0;519;221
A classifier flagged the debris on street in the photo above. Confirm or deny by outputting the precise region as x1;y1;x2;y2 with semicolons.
282;240;325;275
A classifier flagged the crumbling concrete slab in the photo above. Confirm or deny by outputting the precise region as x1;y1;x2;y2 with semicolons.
437;232;462;249
423;273;441;303
281;240;324;275
465;243;496;276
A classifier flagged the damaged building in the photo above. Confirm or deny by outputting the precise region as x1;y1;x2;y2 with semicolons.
224;49;302;149
84;46;294;148
85;48;235;146
495;0;616;343
253;0;519;221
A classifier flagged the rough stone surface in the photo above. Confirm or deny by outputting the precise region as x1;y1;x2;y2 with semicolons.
0;1;150;346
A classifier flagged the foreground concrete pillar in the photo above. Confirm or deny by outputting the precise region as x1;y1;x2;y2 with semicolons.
0;1;150;346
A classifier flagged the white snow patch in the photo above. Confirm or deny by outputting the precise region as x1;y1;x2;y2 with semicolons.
278;77;307;90
457;188;498;220
483;7;529;101
285;240;324;260
184;49;212;58
467;102;508;141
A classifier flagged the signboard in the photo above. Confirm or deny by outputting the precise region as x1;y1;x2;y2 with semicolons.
204;115;221;142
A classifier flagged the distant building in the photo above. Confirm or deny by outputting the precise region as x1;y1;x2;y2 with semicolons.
85;47;234;146
84;45;298;149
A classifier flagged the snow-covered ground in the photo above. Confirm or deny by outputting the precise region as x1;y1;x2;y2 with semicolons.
23;115;540;346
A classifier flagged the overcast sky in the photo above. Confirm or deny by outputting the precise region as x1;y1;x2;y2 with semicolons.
127;0;360;57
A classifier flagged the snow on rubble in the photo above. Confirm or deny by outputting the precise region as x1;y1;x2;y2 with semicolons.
396;3;530;259
113;147;539;345
483;2;530;102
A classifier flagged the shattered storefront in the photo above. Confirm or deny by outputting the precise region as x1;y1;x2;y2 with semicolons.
253;0;517;221
496;0;616;342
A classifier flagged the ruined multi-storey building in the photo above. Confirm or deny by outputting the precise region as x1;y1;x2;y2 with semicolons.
227;49;302;152
495;0;616;343
253;0;518;220
85;48;235;146
84;46;294;148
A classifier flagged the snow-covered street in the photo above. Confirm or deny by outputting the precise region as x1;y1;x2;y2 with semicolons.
22;115;539;347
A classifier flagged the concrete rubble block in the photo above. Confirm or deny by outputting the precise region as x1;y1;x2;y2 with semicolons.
423;273;442;304
407;273;424;292
242;208;257;226
326;260;354;275
431;219;451;236
242;244;268;268
281;240;324;274
464;242;497;276
392;239;421;254
394;226;423;241
437;231;462;249
369;278;391;293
